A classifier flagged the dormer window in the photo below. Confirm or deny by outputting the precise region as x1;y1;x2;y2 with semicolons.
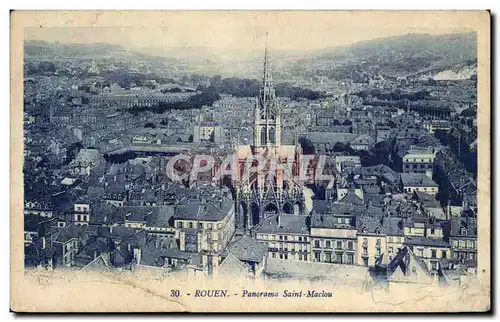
461;227;468;235
362;227;367;233
375;227;381;234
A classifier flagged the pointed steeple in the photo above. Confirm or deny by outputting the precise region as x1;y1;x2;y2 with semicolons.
262;32;272;88
254;32;281;148
258;32;277;118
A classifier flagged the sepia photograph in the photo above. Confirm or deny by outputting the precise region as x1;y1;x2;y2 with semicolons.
10;10;491;312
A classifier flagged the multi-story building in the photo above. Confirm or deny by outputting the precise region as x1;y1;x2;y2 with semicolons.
349;134;375;151
357;220;386;267
335;155;361;173
384;218;406;262
423;120;451;134
104;185;128;207
376;125;392;142
400;173;439;196
24;200;54;218
174;196;235;254
193;122;223;146
73;201;91;226
87;92;195;108
310;202;358;265
402;148;435;178
450;213;478;270
69;148;102;177
256;214;310;261
357;215;405;267
405;236;451;275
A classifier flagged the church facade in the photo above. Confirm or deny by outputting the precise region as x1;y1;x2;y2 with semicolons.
233;40;307;233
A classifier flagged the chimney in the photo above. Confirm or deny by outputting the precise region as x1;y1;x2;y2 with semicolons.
42;236;46;250
467;215;477;230
277;214;281;227
133;247;142;265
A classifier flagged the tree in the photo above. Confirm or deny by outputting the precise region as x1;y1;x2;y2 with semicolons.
298;137;315;154
461;107;476;118
370;141;391;165
333;142;354;154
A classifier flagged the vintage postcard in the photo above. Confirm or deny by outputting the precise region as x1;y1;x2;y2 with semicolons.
10;10;490;312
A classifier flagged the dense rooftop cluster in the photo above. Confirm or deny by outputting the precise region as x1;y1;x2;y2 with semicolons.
23;39;478;287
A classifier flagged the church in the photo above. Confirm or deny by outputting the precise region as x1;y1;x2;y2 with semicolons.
233;38;312;233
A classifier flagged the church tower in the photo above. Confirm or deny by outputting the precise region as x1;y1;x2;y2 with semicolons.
254;33;281;148
234;33;306;233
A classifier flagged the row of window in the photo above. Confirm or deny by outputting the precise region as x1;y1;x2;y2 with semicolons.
177;221;222;230
454;251;476;261
362;248;382;257
258;234;309;242
452;239;477;249
271;252;308;261
362;238;382;246
404;158;434;163
63;240;78;253
313;251;355;264
25;202;51;209
404;163;433;169
404;187;436;193
314;239;355;250
272;242;309;252
147;226;172;231
327;217;352;225
75;206;89;212
411;247;447;259
387;236;404;243
75;214;89;222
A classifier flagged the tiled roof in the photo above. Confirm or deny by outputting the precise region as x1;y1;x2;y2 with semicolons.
400;173;438;187
175;198;233;222
227;235;268;263
257;214;309;235
307;132;356;144
217;253;250;278
405;236;450;248
339;191;364;205
450;216;477;237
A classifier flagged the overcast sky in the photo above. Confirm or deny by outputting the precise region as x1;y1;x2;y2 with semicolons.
24;11;474;53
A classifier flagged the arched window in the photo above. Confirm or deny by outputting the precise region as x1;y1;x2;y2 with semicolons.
260;127;267;145
269;127;276;144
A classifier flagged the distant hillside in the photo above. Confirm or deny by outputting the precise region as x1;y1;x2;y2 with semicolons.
415;60;477;81
287;32;477;79
23;40;262;77
24;40;130;59
24;32;478;80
